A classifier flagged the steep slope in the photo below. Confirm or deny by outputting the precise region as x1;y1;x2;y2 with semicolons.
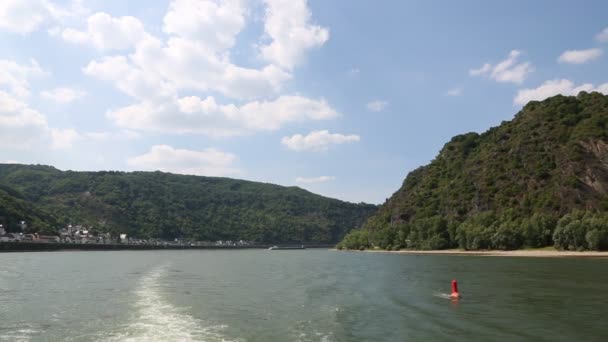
0;164;377;243
339;92;608;251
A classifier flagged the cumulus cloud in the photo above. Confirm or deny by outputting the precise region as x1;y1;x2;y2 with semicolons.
85;130;140;141
0;0;88;34
0;59;46;97
260;0;330;70
296;176;335;183
446;88;462;96
0;56;124;151
281;130;360;151
366;100;388;112
105;95;337;137
469;63;491;76
83;29;291;101
513;79;608;105
163;0;246;52
470;50;533;84
0;90;117;150
76;0;336;137
83;55;176;101
59;12;147;50
81;0;328;103
596;27;608;43
50;128;83;149
558;48;602;64
41;87;86;103
127;145;240;177
0;90;49;148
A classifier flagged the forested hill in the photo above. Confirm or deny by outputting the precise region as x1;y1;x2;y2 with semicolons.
0;164;377;243
339;92;608;251
0;184;58;232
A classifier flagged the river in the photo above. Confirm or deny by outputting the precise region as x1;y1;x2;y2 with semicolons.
1;250;607;341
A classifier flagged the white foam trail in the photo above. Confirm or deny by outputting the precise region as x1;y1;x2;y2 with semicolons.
106;265;241;342
0;327;38;342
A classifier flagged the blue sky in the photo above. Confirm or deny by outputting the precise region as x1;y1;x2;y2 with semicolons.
0;0;607;204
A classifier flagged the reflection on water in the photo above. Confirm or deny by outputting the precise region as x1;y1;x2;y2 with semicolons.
0;250;607;341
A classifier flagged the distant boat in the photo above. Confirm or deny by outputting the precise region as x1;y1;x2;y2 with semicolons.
268;245;306;250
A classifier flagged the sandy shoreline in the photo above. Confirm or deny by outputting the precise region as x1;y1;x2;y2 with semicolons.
344;249;608;258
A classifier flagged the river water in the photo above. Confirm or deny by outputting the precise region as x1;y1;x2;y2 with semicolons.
1;250;607;341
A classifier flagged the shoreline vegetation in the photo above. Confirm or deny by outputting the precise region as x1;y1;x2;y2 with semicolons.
341;247;608;258
338;93;608;253
0;164;376;244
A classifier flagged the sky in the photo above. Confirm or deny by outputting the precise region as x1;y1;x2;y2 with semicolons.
0;0;607;204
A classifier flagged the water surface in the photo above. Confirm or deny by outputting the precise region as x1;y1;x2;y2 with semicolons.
1;250;607;341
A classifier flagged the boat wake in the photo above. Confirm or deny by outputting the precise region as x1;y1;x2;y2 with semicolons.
0;323;39;342
105;265;241;342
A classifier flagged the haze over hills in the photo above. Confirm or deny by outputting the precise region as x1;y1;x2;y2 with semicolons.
339;92;608;251
0;164;377;243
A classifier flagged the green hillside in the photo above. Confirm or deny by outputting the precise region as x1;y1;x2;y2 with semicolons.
339;92;608;251
0;164;377;243
0;184;58;234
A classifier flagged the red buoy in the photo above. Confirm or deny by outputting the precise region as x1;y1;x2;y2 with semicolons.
450;279;461;299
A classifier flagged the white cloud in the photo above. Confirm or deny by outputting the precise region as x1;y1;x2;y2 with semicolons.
469;63;491;76
127;145;240;177
83;54;176;101
0;0;88;34
163;0;246;52
106;95;337;137
41;87;86;103
260;0;330;70
85;130;140;141
59;12;147;50
0;59;46;97
78;0;335;137
596;28;608;43
0;84;96;151
296;176;335;183
347;68;360;76
281;130;360;151
0;91;49;148
470;50;533;84
513;79;608;105
50;128;82;149
0;0;55;34
76;1;329;102
59;27;88;44
84;32;291;101
558;48;602;64
0;58;117;151
366;100;388;112
446;88;462;96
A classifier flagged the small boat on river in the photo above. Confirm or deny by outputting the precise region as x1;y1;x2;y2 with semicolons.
267;245;306;250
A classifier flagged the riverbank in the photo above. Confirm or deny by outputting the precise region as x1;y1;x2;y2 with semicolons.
0;242;334;252
345;248;608;258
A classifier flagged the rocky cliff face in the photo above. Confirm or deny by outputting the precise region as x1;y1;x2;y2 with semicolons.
578;139;608;195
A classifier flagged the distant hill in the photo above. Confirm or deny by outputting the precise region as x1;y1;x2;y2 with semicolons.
0;164;377;243
339;92;608;251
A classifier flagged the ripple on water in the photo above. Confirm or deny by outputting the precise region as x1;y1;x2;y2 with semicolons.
0;323;40;342
104;265;243;342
